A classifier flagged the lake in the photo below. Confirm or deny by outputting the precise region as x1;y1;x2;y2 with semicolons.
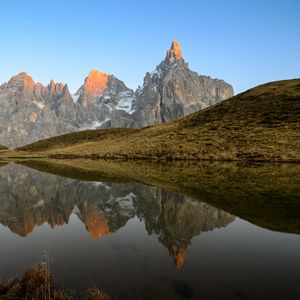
0;161;299;300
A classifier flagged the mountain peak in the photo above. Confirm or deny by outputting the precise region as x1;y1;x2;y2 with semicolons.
85;70;109;94
8;72;35;90
84;209;110;239
88;69;108;76
166;40;183;63
79;70;110;107
170;245;186;269
9;72;33;82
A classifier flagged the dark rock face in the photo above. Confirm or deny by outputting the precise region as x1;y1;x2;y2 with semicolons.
0;41;233;147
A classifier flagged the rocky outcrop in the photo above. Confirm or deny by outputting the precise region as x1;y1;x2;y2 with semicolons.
0;41;233;147
77;70;110;108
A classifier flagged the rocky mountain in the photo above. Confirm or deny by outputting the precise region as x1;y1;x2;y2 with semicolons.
100;40;233;128
74;70;136;129
0;41;233;147
129;41;233;127
0;73;79;147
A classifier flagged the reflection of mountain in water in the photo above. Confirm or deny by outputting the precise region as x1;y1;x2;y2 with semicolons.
0;164;234;267
134;188;235;267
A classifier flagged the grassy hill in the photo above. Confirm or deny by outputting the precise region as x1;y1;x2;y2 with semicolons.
5;79;300;161
0;145;8;150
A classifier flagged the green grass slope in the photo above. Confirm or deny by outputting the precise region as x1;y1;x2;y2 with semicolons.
14;79;300;161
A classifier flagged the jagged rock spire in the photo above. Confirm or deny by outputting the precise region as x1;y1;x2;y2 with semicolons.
166;40;183;63
79;70;110;107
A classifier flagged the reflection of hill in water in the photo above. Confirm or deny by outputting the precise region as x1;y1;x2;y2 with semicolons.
17;159;300;234
0;164;234;267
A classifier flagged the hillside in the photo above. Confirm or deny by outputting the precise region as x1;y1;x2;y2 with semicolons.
0;145;8;150
7;79;300;162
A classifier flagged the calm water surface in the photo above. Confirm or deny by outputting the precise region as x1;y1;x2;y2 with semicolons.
0;163;299;300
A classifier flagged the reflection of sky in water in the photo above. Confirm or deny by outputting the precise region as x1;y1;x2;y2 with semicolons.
0;164;299;300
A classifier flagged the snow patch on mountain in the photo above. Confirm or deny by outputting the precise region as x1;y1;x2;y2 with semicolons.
151;67;163;78
116;192;136;216
115;91;135;114
72;94;80;102
80;118;111;130
33;100;45;109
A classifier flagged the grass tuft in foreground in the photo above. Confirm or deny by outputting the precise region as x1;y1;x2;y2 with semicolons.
0;265;109;300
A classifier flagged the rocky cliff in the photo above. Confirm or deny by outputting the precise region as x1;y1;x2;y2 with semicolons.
0;41;233;147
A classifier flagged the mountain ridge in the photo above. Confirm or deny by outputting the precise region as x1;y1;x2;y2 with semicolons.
0;41;233;147
3;78;299;162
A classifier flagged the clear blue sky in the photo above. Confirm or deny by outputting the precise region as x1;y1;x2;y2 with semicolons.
0;0;299;94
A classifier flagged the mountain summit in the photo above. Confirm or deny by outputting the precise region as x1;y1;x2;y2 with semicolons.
7;72;35;89
166;40;183;63
77;70;110;107
0;41;233;147
129;41;233;127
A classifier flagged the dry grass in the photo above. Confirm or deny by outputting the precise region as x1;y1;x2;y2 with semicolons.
0;162;7;167
0;265;110;300
2;78;300;161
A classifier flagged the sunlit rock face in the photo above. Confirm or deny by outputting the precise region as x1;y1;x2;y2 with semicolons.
75;72;135;129
0;41;233;147
170;245;186;268
77;70;109;108
0;164;234;267
81;204;110;239
166;40;183;62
